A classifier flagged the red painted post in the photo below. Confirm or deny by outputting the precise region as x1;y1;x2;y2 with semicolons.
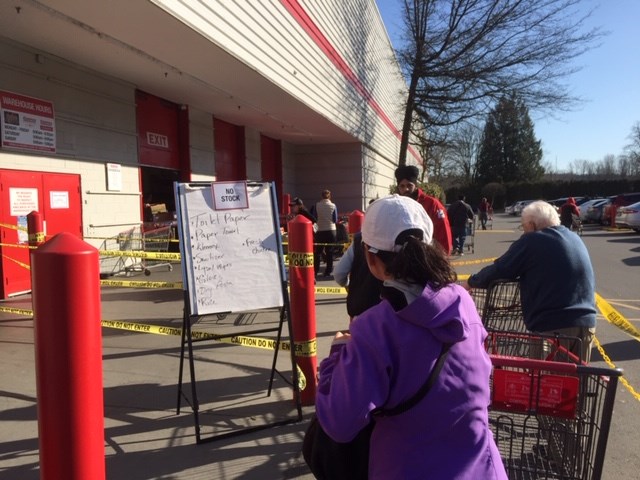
610;204;617;228
31;232;105;480
348;209;365;234
287;215;317;405
27;210;45;246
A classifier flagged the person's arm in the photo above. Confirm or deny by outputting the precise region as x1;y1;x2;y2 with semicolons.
467;236;528;288
430;199;453;254
333;243;354;287
332;205;338;224
315;326;390;442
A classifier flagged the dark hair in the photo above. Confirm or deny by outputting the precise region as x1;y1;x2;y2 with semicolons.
374;236;457;288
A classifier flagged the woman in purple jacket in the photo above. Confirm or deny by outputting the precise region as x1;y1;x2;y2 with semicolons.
315;194;506;479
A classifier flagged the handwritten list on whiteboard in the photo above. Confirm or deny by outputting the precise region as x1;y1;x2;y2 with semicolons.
176;182;284;315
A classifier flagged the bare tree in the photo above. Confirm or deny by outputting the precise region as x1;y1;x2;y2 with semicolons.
446;122;482;183
396;0;604;167
624;122;640;175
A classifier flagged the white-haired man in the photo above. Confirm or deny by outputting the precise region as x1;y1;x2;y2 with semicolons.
465;200;596;362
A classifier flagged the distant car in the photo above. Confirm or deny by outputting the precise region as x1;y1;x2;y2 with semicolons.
584;199;610;224
513;200;535;216
578;198;605;222
615;201;640;232
504;204;515;215
603;193;640;226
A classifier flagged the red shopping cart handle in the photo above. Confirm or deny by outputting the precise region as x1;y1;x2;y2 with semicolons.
490;355;578;373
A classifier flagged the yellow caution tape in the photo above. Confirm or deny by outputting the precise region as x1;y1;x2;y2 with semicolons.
594;336;640;402
457;274;470;281
99;250;181;261
287;252;314;268
0;305;34;316
100;279;183;289
2;254;30;270
0;243;33;249
315;286;347;295
595;293;640;340
450;257;497;266
0;222;27;232
28;232;45;244
296;364;307;391
100;319;316;357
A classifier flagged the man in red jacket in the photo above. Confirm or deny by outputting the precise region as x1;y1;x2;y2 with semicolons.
394;165;453;255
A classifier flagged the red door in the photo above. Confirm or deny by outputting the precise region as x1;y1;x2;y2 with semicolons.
0;169;82;298
42;173;82;238
0;170;41;296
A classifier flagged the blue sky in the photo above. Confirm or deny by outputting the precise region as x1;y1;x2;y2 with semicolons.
376;0;640;172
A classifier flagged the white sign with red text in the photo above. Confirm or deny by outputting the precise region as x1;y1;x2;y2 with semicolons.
0;90;56;153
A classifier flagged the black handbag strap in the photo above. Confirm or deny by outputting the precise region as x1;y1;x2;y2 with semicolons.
374;342;452;418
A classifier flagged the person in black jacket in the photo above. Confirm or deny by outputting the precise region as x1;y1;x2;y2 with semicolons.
447;195;474;255
333;231;383;321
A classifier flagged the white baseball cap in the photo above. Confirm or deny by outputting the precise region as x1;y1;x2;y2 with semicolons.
361;194;433;253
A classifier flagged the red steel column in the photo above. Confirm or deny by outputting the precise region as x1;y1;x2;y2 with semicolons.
287;215;317;405
27;210;45;247
31;232;105;480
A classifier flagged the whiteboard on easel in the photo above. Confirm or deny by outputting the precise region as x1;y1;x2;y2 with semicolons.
175;181;284;316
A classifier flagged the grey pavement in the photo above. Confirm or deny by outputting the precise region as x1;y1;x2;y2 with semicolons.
1;217;637;479
1;256;343;480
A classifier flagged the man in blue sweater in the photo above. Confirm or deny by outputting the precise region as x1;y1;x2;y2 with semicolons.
465;200;596;362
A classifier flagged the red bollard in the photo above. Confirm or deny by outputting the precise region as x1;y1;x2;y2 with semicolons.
610;204;617;228
27;210;45;247
287;215;317;405
31;232;105;480
348;210;364;234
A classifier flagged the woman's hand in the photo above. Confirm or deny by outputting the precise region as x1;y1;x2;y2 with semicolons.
331;331;351;346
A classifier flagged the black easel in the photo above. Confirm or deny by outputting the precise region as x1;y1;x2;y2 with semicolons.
173;181;302;443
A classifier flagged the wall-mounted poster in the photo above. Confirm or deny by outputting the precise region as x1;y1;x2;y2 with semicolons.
0;90;56;153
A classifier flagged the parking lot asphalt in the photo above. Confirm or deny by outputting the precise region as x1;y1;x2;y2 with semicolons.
1;214;638;479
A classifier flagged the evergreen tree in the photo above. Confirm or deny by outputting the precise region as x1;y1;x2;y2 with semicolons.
477;95;544;184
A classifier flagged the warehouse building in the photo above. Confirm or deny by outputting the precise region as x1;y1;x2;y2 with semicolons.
0;0;421;297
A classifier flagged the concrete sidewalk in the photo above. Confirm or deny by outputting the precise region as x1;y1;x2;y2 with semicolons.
0;222;508;480
0;266;349;480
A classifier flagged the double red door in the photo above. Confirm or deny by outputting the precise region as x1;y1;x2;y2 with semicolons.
0;169;82;298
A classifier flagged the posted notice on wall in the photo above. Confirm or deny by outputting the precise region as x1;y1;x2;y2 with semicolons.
0;90;56;153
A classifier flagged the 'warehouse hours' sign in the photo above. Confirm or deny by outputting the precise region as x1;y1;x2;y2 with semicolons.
0;90;56;153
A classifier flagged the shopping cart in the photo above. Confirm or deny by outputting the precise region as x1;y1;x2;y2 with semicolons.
470;280;525;333
99;226;144;278
140;225;174;276
487;331;623;480
465;215;476;253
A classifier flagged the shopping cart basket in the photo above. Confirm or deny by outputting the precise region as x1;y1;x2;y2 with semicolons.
470;280;525;333
99;226;144;278
465;215;476;253
488;335;622;480
140;225;174;276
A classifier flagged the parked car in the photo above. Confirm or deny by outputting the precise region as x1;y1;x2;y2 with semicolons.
602;193;640;225
615;201;640;232
504;203;515;215
513;200;535;216
584;199;611;224
547;197;587;211
578;198;605;222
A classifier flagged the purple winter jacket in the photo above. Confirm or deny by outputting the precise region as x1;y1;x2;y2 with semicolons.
315;283;507;479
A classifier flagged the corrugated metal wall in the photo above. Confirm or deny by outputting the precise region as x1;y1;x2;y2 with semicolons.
151;0;408;165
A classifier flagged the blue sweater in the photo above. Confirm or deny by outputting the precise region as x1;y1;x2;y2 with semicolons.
468;226;596;332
